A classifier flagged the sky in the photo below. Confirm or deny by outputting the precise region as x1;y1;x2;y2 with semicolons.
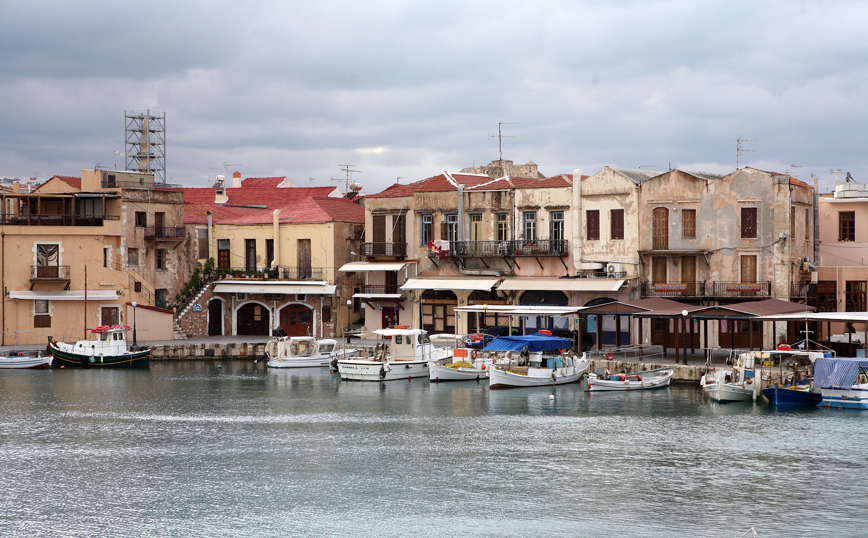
1;0;865;194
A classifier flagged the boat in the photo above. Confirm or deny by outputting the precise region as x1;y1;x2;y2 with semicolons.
429;347;493;382
762;384;822;407
485;334;589;389
586;367;673;391
49;325;151;368
813;357;868;410
337;327;451;381
262;337;356;368
759;347;826;407
0;353;53;369
701;352;758;402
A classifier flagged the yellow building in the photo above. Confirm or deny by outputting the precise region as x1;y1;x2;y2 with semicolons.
0;170;181;346
176;172;364;338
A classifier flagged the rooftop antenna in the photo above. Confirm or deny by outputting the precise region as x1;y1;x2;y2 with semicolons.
831;169;843;182
736;137;755;169
787;164;802;178
638;164;654;170
223;162;242;177
489;122;517;161
114;150;121;170
332;164;361;192
309;177;317;183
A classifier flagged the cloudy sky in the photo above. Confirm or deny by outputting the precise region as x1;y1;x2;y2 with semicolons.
1;0;865;194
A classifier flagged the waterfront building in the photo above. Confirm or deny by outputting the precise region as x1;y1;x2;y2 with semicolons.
0;169;180;346
175;172;364;338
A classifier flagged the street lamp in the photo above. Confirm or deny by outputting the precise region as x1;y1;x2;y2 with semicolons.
131;301;138;346
346;299;352;344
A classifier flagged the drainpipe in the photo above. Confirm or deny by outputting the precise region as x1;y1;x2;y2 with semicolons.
457;185;465;241
812;174;820;266
272;209;280;269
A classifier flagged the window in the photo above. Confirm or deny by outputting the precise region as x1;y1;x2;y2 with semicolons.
550;211;564;241
740;255;757;282
791;206;796;240
298;239;312;279
845;281;866;312
523;212;536;241
217;239;230;269
245;239;257;271
653;208;668;249
586;210;600;241
103;246;111;268
496;213;509;241
839;211;855;242
127;248;139;267
156;248;166;270
816;281;837;312
266;239;274;268
421;214;433;246
198;228;209;259
470;214;483;241
805;208;811;242
36;244;59;278
155;289;166;309
445;214;458;242
682;209;696;239
135;211;147;227
322;305;332;323
741;207;757;239
610;209;624;240
34;300;50;328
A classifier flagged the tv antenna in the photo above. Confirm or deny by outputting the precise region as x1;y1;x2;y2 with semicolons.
489;122;517;161
114;150;121;170
332;164;361;191
309;177;317;183
736;137;755;169
638;164;654;170
831;169;843;182
787;164;802;178
222;162;242;177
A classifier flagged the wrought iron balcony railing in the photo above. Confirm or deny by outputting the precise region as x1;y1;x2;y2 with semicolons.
1;213;118;227
214;266;323;280
362;285;401;295
144;226;186;240
30;265;71;281
709;281;772;298
640;281;705;298
429;239;569;258
363;242;407;258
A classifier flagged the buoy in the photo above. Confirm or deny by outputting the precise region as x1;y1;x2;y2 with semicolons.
408;376;412;381
549;394;555;400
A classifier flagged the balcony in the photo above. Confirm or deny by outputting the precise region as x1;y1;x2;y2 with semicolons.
641;281;705;298
215;266;323;280
144;226;186;240
709;281;772;298
430;239;569;258
361;285;401;295
363;242;407;258
1;213;118;227
30;265;71;288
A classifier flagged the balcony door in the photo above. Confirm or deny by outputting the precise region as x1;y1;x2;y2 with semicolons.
36;244;59;278
652;257;667;284
154;212;165;238
298;239;312;279
653;207;669;250
681;257;696;295
372;215;386;256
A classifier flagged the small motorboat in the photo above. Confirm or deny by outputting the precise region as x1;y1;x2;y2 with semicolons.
262;337;356;368
586;367;673;391
0;353;53;369
485;334;588;389
762;384;822;407
337;327;451;381
429;348;492;382
701;352;758;402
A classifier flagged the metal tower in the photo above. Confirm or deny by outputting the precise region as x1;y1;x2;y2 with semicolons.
125;110;166;183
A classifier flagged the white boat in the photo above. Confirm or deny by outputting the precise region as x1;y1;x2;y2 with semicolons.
586;368;673;391
263;337;356;368
484;334;588;389
0;353;53;369
701;352;758;402
337;327;451;381
813;357;868;410
429;348;493;382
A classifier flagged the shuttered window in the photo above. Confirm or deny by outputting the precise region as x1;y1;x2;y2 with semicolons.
610;209;624;240
586;210;600;240
741;207;757;239
682;209;696;239
653;208;668;250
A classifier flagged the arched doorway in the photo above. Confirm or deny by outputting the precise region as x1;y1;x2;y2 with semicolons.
467;289;508;332
279;303;314;337
237;302;270;336
421;290;456;335
583;296;629;346
519;290;569;335
208;299;224;336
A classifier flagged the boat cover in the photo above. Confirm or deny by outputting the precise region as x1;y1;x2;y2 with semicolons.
482;334;571;352
813;357;868;388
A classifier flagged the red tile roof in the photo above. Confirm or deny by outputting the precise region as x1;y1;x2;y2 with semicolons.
367;172;574;198
241;177;286;188
52;176;81;189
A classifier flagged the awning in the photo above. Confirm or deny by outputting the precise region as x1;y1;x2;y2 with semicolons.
213;282;336;295
401;278;499;291
339;262;409;272
497;278;625;292
454;305;585;316
7;290;120;301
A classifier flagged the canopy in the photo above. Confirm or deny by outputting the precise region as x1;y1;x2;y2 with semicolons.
401;277;499;291
7;290;119;301
813;357;868;388
213;282;336;295
339;262;409;272
497;277;624;292
483;334;571;352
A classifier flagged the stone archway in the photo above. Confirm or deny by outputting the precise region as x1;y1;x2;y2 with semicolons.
236;302;270;336
279;303;314;337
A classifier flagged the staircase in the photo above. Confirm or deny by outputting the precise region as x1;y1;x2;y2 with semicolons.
173;275;215;339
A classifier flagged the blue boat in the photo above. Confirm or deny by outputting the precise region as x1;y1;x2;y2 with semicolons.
761;385;822;407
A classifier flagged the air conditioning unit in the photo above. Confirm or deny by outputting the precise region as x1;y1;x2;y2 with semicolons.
605;263;622;276
236;293;248;301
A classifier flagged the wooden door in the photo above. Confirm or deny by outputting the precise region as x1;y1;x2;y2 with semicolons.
208;300;223;336
238;303;270;336
653;207;669;250
740;255;757;282
681;257;696;295
298;239;311;278
372;215;386;256
652;257;667;283
280;304;313;337
154;212;165;238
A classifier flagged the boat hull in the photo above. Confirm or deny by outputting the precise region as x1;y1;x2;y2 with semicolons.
337;359;429;381
488;360;588;389
819;385;868;410
762;385;822;407
50;344;151;368
587;370;673;392
702;381;755;402
267;356;330;368
429;363;488;381
0;356;53;369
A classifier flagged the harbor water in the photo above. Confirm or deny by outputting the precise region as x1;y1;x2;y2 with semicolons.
1;362;866;537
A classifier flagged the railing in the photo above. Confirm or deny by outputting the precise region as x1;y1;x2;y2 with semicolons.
791;282;817;299
30;265;71;280
214;266;324;280
362;285;401;295
144;226;186;240
437;239;569;258
641;281;706;298
0;213;119;226
174;274;215;318
576;271;628;279
105;261;155;307
709;281;772;298
585;344;665;362
363;242;407;257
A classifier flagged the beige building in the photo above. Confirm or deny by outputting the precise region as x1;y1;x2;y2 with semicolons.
0;170;179;346
175;173;364;338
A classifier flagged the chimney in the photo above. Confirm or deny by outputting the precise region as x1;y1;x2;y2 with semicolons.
233;171;242;189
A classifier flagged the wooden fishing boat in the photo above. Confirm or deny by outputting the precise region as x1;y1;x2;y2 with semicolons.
429;348;492;381
337;327;451;381
262;337;356;368
0;353;53;369
586;368;673;391
50;325;150;368
485;334;588;389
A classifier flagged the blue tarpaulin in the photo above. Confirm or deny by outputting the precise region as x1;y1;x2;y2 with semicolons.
813;357;868;388
482;334;571;352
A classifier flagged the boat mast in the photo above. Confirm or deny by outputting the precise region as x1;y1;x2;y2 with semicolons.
84;265;87;340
